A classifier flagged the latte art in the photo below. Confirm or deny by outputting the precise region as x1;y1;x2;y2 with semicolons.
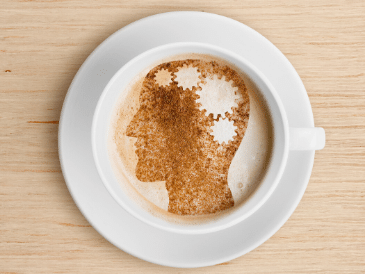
108;53;273;220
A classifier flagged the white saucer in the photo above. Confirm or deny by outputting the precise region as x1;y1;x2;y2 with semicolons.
59;12;316;268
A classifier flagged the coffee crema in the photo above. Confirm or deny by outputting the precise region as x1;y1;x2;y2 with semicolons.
108;54;273;219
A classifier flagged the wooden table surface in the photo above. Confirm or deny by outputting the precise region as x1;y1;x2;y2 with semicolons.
1;0;364;273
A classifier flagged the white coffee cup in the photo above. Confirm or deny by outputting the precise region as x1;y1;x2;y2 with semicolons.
92;42;325;234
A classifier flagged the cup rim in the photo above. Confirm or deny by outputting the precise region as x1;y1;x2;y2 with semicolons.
92;42;289;234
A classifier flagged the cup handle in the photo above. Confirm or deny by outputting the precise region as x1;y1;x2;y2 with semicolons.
289;127;325;150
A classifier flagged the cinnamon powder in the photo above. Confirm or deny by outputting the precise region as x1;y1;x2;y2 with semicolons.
125;59;250;215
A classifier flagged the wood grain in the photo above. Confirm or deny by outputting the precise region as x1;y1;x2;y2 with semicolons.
1;0;364;273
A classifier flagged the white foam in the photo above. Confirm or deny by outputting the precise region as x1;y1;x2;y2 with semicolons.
210;117;237;145
196;74;240;119
154;68;173;87
228;83;272;204
174;64;201;90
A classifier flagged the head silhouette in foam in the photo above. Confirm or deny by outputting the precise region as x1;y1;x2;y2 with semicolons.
126;59;250;215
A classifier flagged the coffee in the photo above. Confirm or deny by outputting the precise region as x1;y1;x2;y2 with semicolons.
108;54;273;220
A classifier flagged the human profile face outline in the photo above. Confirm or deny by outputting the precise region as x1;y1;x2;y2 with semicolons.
126;59;250;215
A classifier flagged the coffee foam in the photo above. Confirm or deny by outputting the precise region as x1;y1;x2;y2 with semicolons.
108;53;273;224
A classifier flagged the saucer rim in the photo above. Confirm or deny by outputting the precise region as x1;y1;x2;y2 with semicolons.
59;11;315;268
